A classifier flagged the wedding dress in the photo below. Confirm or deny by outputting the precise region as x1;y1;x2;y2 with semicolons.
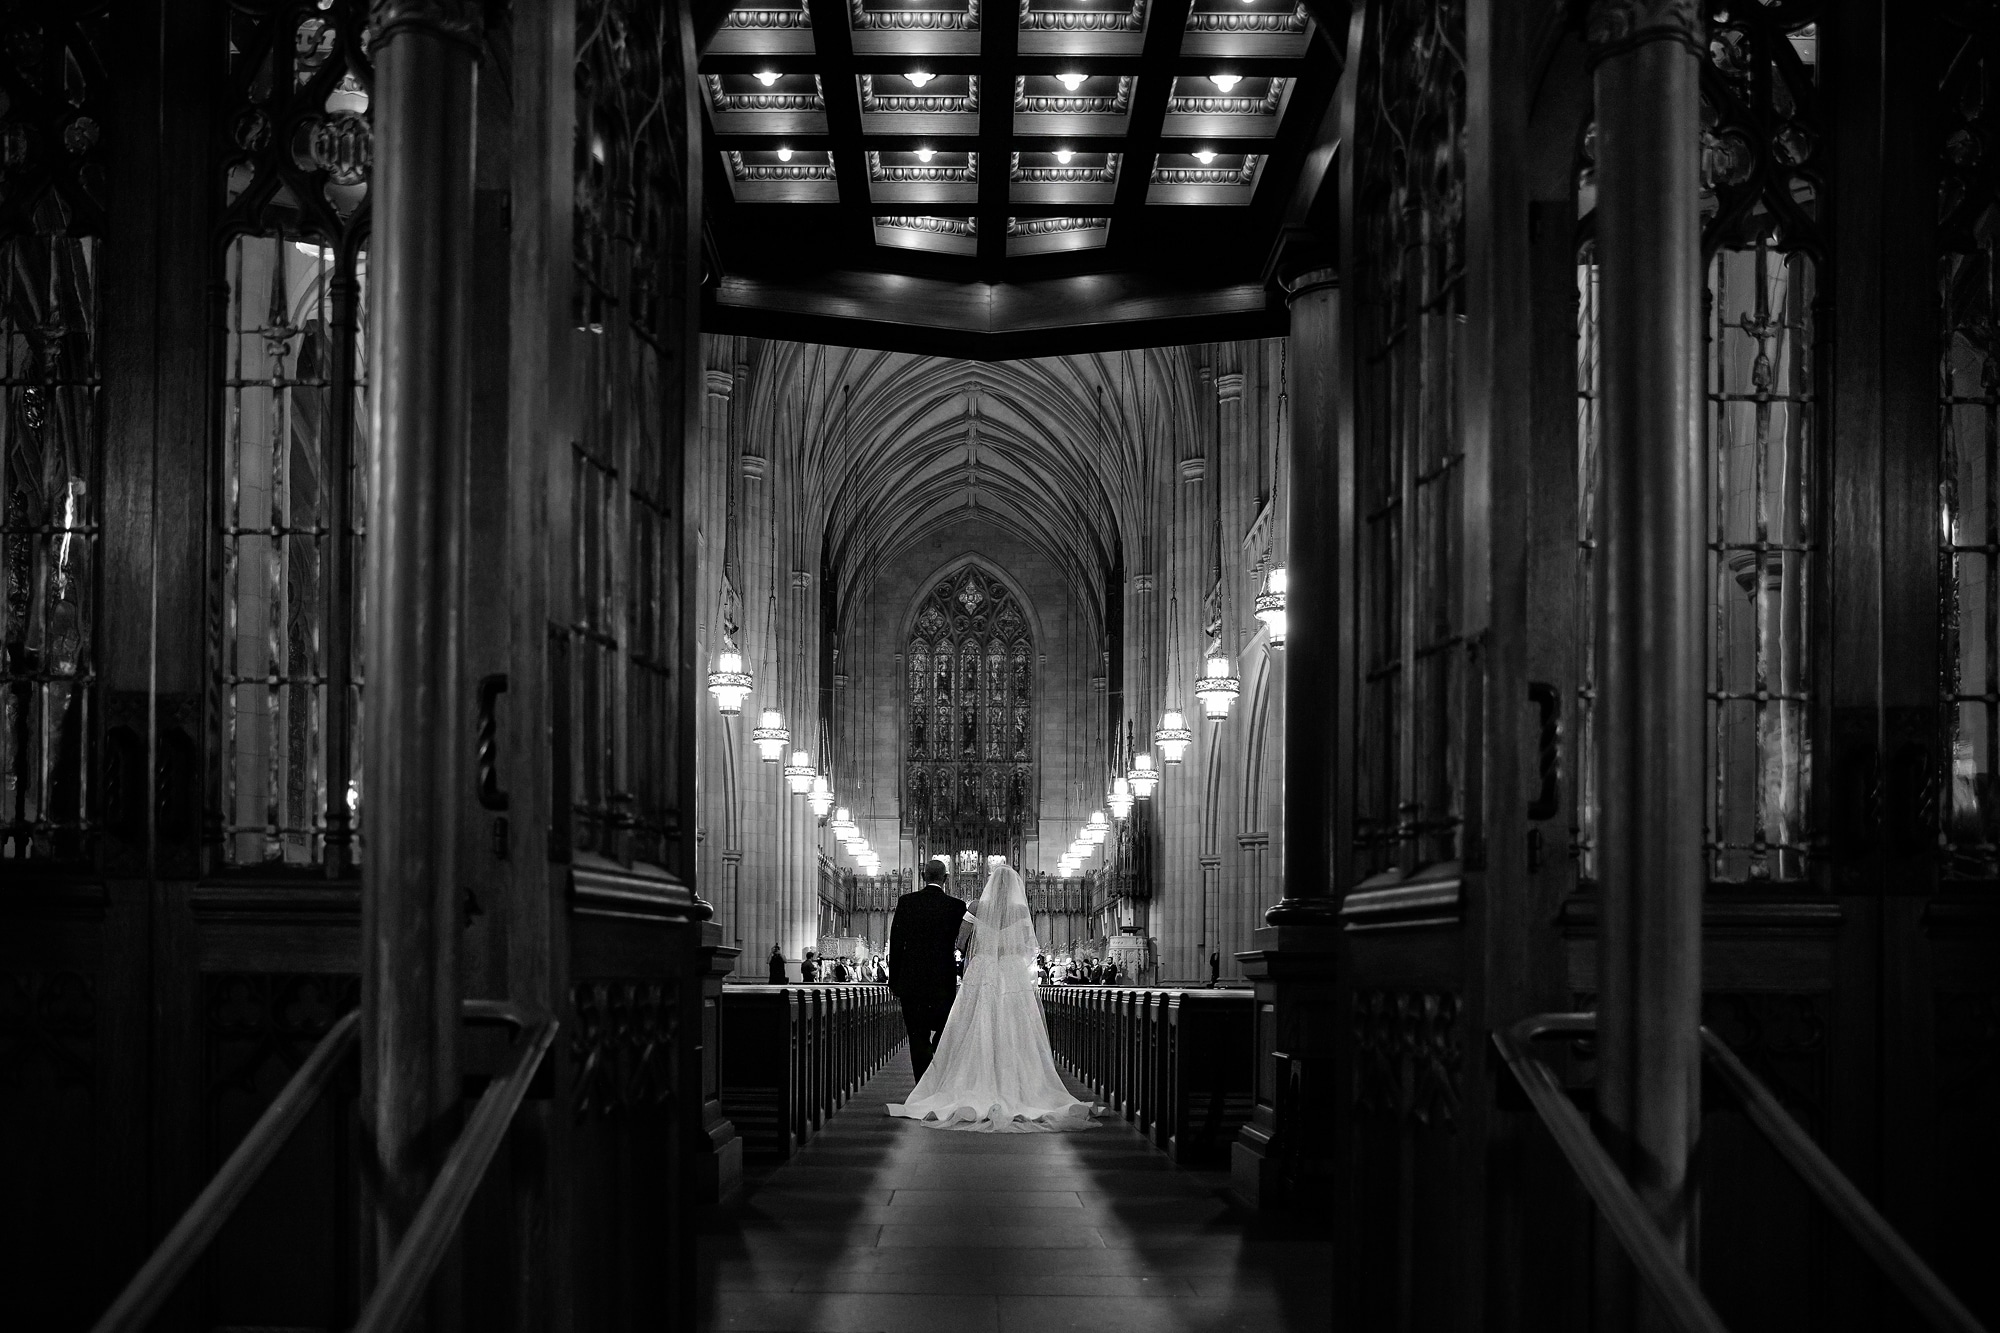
887;863;1099;1133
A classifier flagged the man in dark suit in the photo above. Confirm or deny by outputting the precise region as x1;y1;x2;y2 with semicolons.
888;858;970;1081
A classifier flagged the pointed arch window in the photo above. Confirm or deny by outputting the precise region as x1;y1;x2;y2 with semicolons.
904;567;1033;860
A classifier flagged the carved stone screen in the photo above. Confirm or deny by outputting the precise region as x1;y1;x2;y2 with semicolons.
903;566;1033;862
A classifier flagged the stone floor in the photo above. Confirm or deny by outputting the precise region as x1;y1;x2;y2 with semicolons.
699;1045;1334;1332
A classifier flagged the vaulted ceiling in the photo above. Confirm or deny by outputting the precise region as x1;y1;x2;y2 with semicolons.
736;342;1216;630
695;0;1346;357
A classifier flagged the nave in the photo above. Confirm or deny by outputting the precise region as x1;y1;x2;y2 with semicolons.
702;1042;1331;1333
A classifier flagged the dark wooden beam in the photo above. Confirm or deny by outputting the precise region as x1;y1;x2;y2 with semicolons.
704;268;1283;358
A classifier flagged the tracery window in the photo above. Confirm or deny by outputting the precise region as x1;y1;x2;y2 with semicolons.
1941;16;2000;879
571;0;691;868
1574;5;1821;884
214;3;372;869
904;567;1033;861
0;14;107;862
1348;0;1467;880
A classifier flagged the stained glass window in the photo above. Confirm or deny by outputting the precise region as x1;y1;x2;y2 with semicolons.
1941;18;2000;879
1;13;107;863
1572;5;1820;886
571;0;692;868
904;567;1033;860
215;2;373;869
1;236;99;862
1349;0;1467;880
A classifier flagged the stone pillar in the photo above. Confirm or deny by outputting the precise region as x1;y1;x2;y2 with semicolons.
1214;368;1250;977
698;364;737;920
1588;0;1706;1314
1233;268;1342;1209
360;0;480;1276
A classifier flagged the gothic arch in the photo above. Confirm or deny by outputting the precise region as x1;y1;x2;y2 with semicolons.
899;557;1041;862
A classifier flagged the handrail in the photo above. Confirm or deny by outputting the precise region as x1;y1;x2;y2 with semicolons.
1699;1030;1990;1333
91;1009;362;1333
351;1009;558;1333
1492;1014;1729;1333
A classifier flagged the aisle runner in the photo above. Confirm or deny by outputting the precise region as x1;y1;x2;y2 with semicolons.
698;1044;1333;1332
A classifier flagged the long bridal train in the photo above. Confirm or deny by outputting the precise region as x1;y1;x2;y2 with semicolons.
888;864;1100;1133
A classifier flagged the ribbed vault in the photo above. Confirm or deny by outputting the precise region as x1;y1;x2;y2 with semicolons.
738;342;1209;642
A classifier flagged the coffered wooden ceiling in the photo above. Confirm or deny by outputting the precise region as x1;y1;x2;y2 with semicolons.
695;0;1346;357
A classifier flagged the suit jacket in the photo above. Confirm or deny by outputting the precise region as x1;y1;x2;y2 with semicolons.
888;885;967;997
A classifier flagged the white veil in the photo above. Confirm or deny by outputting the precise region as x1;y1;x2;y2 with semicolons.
886;858;1097;1132
968;862;1038;969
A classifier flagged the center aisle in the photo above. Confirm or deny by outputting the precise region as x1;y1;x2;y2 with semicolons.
699;1042;1333;1332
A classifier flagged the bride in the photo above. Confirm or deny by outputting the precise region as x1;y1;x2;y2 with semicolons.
887;860;1099;1133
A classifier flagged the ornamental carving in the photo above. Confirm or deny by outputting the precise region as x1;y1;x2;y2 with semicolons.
1168;83;1288;117
1007;217;1105;237
860;75;979;113
1153;157;1260;186
882;215;977;237
704;75;827;113
851;0;981;30
1352;988;1462;1129
728;152;838;182
869;153;978;183
367;0;484;48
1186;5;1308;33
1010;153;1120;183
1584;0;1701;52
722;4;814;28
1014;76;1133;114
571;980;680;1119
1018;0;1145;30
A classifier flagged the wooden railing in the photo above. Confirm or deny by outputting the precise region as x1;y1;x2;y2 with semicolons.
353;1001;558;1333
1495;1013;1990;1333
91;1010;362;1333
720;984;902;1161
91;1000;557;1333
1039;986;1255;1164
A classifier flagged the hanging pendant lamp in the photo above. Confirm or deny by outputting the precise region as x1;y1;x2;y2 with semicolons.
1108;777;1133;820
1155;710;1193;764
1194;653;1241;719
807;775;834;818
751;708;790;762
783;749;817;794
1255;566;1287;647
707;650;753;715
1127;752;1158;799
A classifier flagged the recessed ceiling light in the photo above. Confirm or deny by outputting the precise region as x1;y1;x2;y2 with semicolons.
1209;73;1241;91
777;145;794;162
1054;148;1074;164
905;70;935;87
1193;149;1217;164
754;70;781;86
1055;71;1088;92
916;146;935;162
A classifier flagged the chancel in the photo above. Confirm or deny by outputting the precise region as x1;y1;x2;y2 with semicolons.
5;1;1997;1331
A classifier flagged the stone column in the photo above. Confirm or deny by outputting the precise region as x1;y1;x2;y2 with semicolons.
1233;268;1342;1209
1588;0;1706;1312
1213;367;1250;977
360;0;480;1275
